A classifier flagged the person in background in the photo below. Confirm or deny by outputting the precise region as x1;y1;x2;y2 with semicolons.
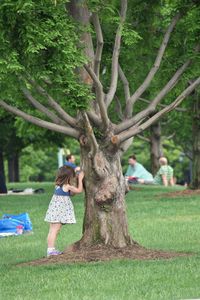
44;166;84;257
64;154;80;173
125;154;154;184
153;157;174;186
138;156;174;186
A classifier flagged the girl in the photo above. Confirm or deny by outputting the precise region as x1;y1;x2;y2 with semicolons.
44;165;84;257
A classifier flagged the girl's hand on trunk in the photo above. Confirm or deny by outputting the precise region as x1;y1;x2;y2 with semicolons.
78;171;84;180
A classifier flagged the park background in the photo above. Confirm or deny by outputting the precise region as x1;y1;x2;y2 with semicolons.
0;1;200;299
0;0;199;187
1;136;191;184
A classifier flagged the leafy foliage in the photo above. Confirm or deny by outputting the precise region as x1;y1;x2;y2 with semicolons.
19;144;58;182
0;0;200;183
0;0;92;112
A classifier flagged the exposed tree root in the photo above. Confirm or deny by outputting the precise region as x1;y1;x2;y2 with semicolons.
19;243;191;267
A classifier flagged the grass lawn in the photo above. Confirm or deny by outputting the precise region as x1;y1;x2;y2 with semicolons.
1;183;200;300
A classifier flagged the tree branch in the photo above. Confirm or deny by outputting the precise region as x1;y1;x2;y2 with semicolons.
29;76;102;128
127;13;180;112
87;110;102;127
137;134;150;143
105;0;128;107
116;58;191;133
84;64;110;128
26;77;77;128
162;132;176;140
82;112;99;155
112;77;200;144
21;88;66;126
0;100;80;139
114;95;124;121
150;61;191;108
118;64;130;104
92;13;104;78
138;97;186;112
119;137;134;156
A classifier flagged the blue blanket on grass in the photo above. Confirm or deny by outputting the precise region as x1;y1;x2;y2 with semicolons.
0;213;32;237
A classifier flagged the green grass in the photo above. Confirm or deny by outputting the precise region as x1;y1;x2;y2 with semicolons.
1;183;200;300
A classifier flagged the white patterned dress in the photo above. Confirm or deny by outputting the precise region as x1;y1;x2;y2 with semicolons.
44;186;76;224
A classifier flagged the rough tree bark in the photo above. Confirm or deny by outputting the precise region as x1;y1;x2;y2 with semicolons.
191;92;200;189
79;147;132;247
8;153;20;182
0;150;7;193
150;122;163;176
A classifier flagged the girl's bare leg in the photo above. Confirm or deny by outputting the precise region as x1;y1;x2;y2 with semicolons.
47;223;62;249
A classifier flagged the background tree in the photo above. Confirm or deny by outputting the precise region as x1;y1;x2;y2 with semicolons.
0;112;25;182
168;89;200;188
122;0;200;180
0;144;7;193
191;90;200;188
0;0;200;252
0;111;70;182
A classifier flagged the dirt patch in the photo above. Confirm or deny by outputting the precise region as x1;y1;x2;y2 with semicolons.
20;243;191;266
128;186;142;191
160;189;200;198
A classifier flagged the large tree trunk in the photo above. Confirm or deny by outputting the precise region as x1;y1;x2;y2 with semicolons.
0;149;7;193
150;122;163;176
191;92;200;189
67;0;94;84
77;147;133;248
67;1;133;248
8;153;20;183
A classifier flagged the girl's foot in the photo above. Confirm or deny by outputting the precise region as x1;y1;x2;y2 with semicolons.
47;249;63;257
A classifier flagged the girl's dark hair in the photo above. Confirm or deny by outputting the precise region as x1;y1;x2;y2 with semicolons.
55;166;75;186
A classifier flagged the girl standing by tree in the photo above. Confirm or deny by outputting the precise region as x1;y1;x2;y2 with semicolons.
44;166;84;257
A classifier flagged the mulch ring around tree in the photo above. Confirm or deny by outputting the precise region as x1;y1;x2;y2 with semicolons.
159;189;200;199
19;243;192;266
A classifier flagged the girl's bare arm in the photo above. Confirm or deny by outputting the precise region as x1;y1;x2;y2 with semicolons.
63;172;84;194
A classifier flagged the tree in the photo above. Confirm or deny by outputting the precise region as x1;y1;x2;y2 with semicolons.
0;111;67;183
163;89;200;187
0;114;24;182
0;149;7;193
191;90;200;188
122;0;200;182
0;0;200;251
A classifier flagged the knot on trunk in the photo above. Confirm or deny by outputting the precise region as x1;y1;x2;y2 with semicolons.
79;135;88;146
93;151;110;179
94;175;118;206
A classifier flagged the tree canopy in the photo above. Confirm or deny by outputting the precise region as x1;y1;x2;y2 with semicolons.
0;0;199;144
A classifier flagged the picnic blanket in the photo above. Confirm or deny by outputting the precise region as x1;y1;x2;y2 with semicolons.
0;212;32;237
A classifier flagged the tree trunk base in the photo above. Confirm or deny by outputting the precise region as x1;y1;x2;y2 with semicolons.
20;241;191;266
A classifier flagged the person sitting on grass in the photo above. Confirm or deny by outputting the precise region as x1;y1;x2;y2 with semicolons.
138;157;174;186
125;154;154;184
153;157;174;186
